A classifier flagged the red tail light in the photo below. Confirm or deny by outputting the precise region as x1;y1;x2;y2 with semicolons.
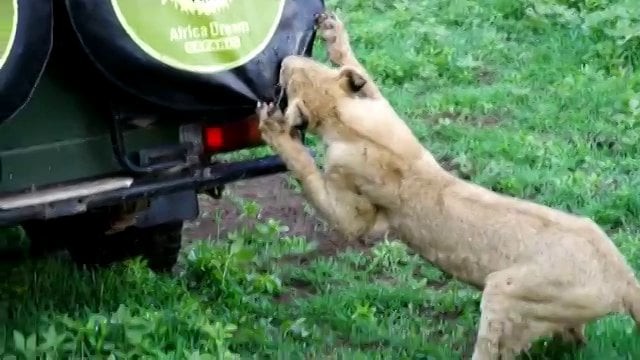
203;114;263;153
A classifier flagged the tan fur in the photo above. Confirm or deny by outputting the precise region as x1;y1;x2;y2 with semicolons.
257;12;640;360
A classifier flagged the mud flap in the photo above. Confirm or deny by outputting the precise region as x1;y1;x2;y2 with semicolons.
134;189;199;228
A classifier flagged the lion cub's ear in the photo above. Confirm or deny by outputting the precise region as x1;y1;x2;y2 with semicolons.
338;66;367;96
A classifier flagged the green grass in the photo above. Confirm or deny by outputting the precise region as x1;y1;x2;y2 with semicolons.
3;0;640;358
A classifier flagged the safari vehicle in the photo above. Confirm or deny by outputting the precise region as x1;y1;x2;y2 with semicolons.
0;0;323;271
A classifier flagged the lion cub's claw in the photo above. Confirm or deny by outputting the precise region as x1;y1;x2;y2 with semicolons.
256;101;277;120
315;11;337;28
257;101;289;139
315;11;342;44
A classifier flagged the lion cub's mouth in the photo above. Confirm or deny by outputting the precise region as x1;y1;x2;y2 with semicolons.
274;83;288;112
272;81;308;132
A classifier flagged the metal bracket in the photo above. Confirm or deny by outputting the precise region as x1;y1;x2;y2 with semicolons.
109;111;192;175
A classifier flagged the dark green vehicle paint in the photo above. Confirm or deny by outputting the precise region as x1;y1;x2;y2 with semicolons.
0;70;178;194
0;0;323;270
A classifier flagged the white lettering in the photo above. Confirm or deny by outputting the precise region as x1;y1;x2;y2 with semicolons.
169;21;250;43
169;24;211;42
184;36;242;54
209;21;250;36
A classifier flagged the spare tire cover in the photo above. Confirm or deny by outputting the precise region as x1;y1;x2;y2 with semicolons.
0;0;53;123
66;0;325;113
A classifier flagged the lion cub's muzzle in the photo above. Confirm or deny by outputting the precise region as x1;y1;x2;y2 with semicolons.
272;84;308;132
274;83;287;112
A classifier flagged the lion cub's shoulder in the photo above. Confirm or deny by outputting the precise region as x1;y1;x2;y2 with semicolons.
332;98;424;159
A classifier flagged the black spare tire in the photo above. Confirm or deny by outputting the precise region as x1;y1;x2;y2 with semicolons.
0;0;53;123
65;0;325;114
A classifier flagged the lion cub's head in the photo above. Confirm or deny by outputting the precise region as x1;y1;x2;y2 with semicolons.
279;55;370;134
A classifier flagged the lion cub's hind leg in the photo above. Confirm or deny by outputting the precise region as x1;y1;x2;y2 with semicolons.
257;101;387;243
471;265;605;360
473;272;558;360
553;324;587;347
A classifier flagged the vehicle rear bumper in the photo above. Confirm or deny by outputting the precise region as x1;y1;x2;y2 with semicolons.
0;153;294;226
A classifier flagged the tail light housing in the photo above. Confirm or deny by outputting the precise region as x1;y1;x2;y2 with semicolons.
202;114;263;154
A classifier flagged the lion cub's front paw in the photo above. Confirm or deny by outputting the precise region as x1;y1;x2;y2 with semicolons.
257;101;290;143
315;12;349;64
315;12;342;43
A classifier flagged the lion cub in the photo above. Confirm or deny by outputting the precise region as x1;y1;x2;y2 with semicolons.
257;11;640;360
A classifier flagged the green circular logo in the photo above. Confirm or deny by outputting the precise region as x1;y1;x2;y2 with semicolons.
111;0;286;73
0;0;18;70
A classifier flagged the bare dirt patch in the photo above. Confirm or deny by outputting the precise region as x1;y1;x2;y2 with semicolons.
275;277;316;303
425;111;501;127
182;174;377;258
436;155;474;181
181;173;382;299
476;68;496;85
